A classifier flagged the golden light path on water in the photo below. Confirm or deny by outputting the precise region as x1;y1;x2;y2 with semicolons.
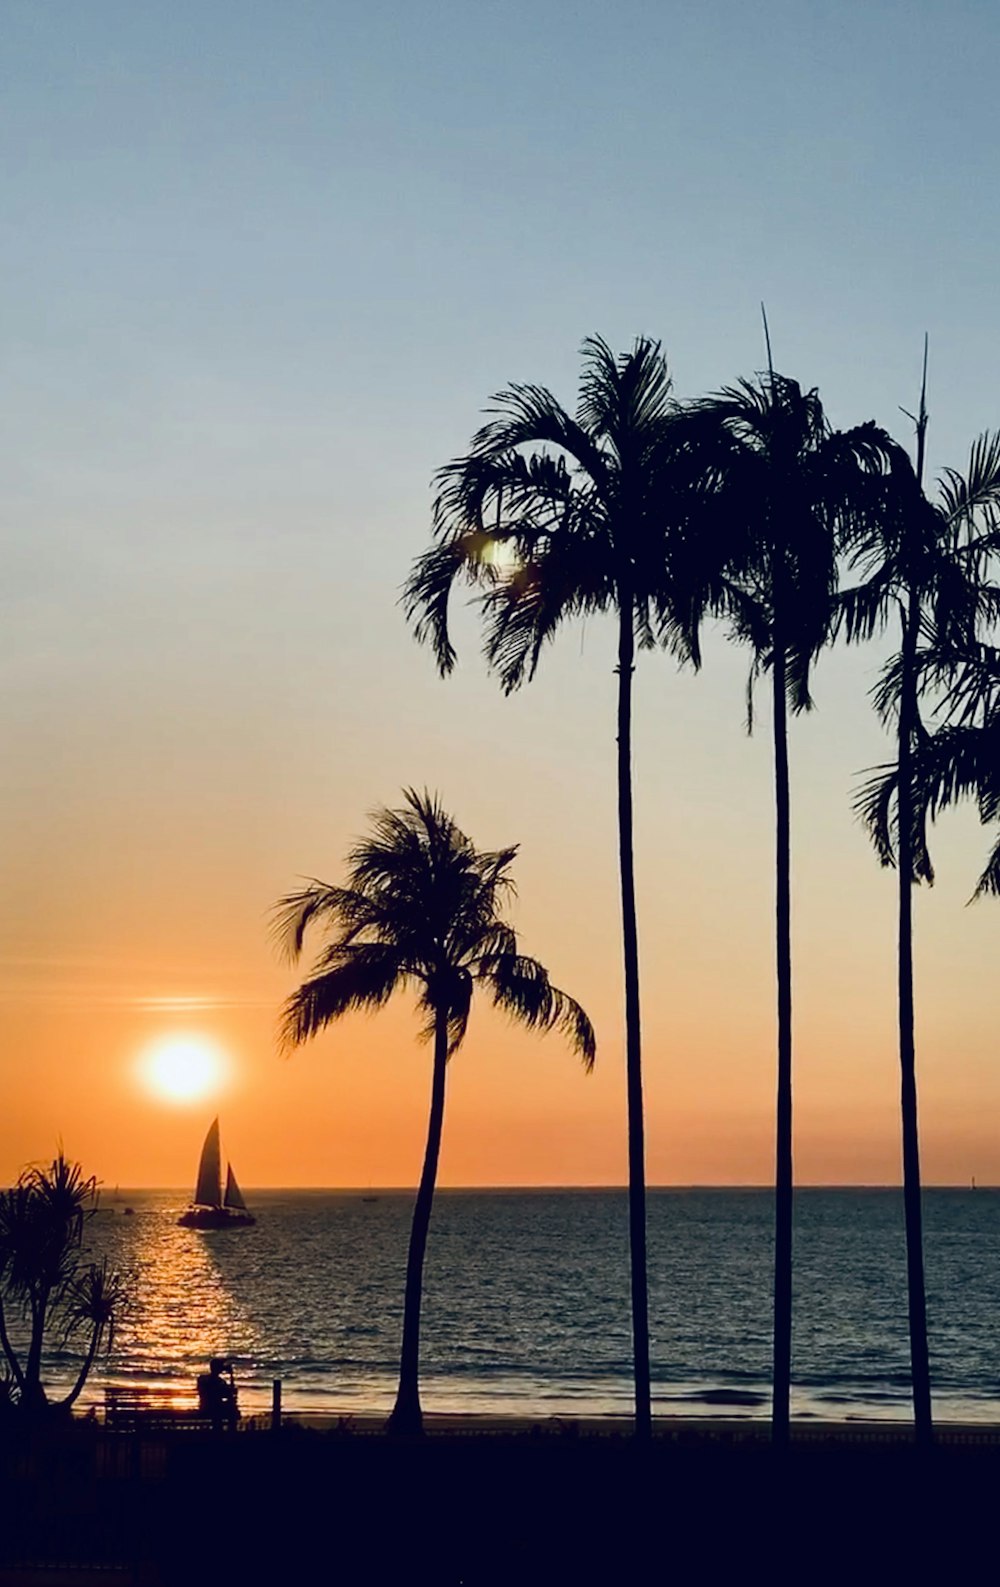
109;1211;260;1396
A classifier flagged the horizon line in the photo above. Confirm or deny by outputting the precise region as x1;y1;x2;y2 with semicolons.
100;1182;995;1193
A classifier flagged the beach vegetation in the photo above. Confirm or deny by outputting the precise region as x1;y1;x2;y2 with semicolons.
0;1154;127;1414
273;789;595;1437
849;397;1000;1444
672;368;902;1444
404;335;725;1439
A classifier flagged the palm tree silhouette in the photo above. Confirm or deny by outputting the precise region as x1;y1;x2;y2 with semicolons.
849;409;1000;1446
273;789;595;1437
404;336;720;1439
0;1154;126;1413
675;371;898;1445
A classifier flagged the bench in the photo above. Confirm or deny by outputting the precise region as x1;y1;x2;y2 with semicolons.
103;1386;221;1433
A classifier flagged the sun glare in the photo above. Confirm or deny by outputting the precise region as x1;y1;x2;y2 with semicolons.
138;1035;229;1105
476;536;520;570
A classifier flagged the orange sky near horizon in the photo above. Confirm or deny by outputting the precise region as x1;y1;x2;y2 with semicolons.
3;620;997;1192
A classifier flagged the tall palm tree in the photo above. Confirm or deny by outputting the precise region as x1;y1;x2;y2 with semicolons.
674;372;900;1445
848;401;1000;1447
404;337;723;1439
273;789;595;1437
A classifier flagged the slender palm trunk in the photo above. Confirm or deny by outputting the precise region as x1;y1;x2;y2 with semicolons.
897;592;933;1446
771;642;793;1448
616;598;651;1441
387;1009;449;1436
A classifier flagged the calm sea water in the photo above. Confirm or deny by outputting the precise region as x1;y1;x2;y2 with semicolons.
45;1189;1000;1422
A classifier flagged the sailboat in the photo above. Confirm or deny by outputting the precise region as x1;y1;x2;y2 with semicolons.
178;1118;256;1229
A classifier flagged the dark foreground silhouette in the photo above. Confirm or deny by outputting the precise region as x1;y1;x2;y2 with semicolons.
273;790;594;1437
195;1358;238;1430
2;1418;998;1585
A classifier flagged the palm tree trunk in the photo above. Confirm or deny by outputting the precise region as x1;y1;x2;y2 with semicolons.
897;592;933;1446
387;1008;449;1436
616;598;651;1441
771;642;793;1448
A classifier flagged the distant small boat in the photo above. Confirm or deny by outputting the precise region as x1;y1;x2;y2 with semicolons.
178;1118;255;1229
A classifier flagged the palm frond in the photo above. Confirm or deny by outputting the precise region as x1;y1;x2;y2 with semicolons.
478;532;613;692
576;334;674;456
61;1259;127;1350
278;943;406;1052
834;567;898;644
481;952;596;1070
972;831;1000;900
402;534;489;677
269;882;374;963
938;431;1000;530
870;651;906;728
469;381;612;497
853;761;932;881
784;641;816;716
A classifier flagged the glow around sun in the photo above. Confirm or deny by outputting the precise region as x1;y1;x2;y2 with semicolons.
138;1035;229;1104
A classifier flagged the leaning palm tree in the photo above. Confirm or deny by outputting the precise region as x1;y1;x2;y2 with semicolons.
404;336;724;1439
273;789;595;1437
674;371;900;1445
848;390;1000;1446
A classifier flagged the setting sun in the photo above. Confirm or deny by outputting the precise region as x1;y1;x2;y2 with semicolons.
138;1036;229;1105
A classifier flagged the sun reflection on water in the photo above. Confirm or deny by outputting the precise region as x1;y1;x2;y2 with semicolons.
108;1206;260;1388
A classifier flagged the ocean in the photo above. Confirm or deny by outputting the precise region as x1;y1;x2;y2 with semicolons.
48;1188;1000;1423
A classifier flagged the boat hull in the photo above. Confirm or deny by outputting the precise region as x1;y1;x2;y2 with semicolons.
177;1206;256;1230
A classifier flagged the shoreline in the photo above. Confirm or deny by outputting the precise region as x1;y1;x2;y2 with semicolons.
261;1408;1000;1446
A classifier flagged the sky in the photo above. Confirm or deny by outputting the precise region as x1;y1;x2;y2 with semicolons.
1;0;998;1188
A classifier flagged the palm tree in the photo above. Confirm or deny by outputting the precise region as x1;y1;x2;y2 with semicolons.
273;789;595;1437
404;336;723;1439
674;371;900;1445
848;395;1000;1446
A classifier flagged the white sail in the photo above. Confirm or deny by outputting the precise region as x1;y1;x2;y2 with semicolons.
194;1118;223;1208
223;1164;247;1212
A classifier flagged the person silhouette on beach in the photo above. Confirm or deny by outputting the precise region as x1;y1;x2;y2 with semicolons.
197;1357;238;1430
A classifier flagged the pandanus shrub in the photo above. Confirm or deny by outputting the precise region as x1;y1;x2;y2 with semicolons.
0;1154;127;1413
